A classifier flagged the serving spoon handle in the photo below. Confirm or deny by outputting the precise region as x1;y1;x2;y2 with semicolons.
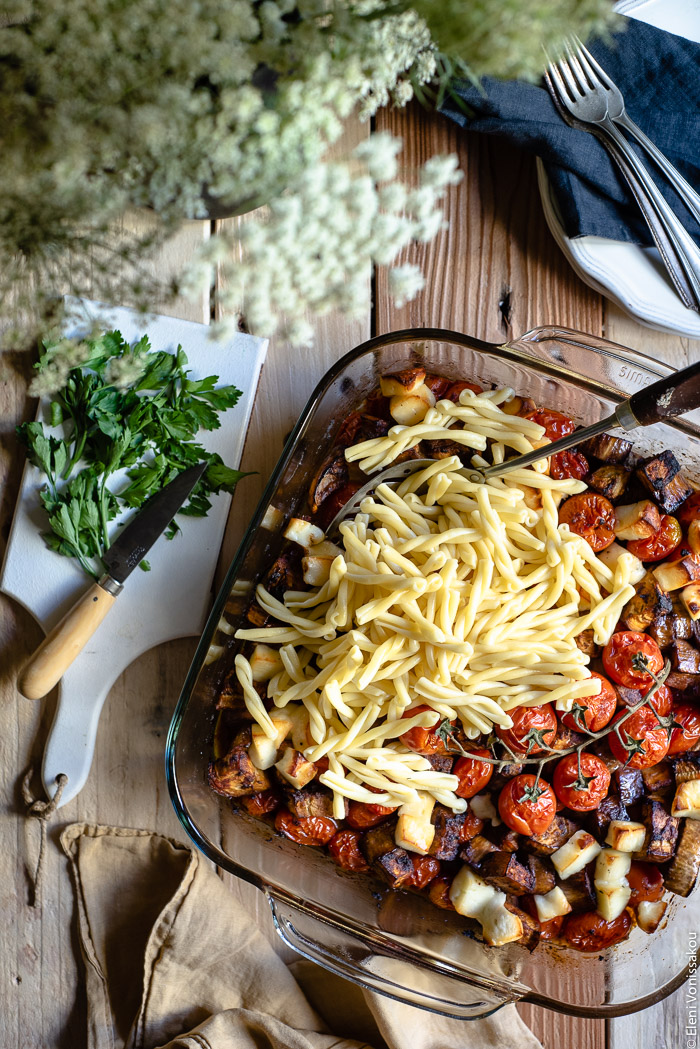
479;358;700;481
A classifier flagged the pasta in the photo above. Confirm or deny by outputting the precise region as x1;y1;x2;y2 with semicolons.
233;388;635;819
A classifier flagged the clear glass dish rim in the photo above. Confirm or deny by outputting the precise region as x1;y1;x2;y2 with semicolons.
166;324;696;1018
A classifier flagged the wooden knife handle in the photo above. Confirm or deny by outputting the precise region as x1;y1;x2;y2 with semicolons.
628;360;700;426
18;583;116;700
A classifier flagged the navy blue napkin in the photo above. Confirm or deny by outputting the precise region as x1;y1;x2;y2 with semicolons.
440;18;700;247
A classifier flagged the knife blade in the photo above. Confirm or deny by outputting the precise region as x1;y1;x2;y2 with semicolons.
18;461;207;700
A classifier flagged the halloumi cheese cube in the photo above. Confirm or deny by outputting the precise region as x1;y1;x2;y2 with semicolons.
275;744;317;788
283;517;325;548
533;886;572;923
395;793;435;855
594;848;632;921
260;504;285;531
551;830;601;879
637;899;668;934
249;643;283;682
605;820;647;853
250;712;293;770
597;542;646;585
671;779;700;819
449;866;523;947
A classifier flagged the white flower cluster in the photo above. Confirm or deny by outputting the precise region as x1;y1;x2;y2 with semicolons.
186;134;462;347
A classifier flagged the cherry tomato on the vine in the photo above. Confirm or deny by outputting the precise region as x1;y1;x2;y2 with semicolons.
454;749;494;798
602;631;664;693
608;707;670;769
275;810;336;846
346;796;398;830
496;703;557;756
561;672;617;733
678;491;700;529
558;492;616;552
552;752;611;812
445;380;483;401
498;774;557;836
627;862;664;908
525;408;576;441
667;703;700;756
240;789;282;819
563;910;632;952
400;705;451;755
627;515;682;562
550;450;589;480
405;855;441;890
327;829;370;871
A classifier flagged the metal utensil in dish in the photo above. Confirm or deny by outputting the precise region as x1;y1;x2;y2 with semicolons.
325;357;700;532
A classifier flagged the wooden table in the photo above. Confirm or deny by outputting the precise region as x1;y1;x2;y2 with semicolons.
2;101;698;1049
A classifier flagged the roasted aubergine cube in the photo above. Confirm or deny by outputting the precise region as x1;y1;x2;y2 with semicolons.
208;730;271;798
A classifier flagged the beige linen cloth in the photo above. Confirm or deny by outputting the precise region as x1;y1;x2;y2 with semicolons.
60;823;543;1049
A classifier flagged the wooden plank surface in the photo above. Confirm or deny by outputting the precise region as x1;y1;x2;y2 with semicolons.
2;95;700;1049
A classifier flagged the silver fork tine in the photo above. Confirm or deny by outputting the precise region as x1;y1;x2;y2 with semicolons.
545;60;572;104
572;35;615;90
551;56;580;101
563;43;592;94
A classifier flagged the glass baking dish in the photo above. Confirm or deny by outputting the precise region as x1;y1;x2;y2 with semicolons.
166;326;700;1020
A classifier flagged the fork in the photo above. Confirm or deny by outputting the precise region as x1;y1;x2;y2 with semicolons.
546;46;700;311
572;36;700;228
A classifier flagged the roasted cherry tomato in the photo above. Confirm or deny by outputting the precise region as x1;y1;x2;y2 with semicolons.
454;749;494;798
405;855;441;889
678;491;700;529
498;774;557;836
328;829;370;871
400;705;451;755
561;672;617;733
539;914;566;941
647;683;673;717
602;631;664;693
460;806;485;841
313;755;330;775
445;380;483;401
424;375;452;399
558;492;616;552
317;482;362;530
627;515;682;562
627;862;664;907
346;797;398;830
495;703;557;756
550;450;589;480
274;809;336;846
608;707;670;769
667;703;700;755
240;789;282;819
552;752;611;812
334;411;362;448
428;875;455;910
563;909;632;952
525;408;576;441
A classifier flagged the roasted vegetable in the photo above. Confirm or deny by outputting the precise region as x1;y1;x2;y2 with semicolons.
285;788;337;820
671;638;700;674
614;768;644;807
557;866;596;913
647;611;693;649
460;834;501;868
637;451;681;497
597;541;646;584
308;454;349;512
524;815;580;856
579;432;632;463
208;730;271;798
681;583;700;621
642;760;674;795
666;819;700;896
636;800;680;864
673;753;700;785
573;628;600;657
614;501;662;541
481;851;535;894
501;395;536;417
654;556;700;593
637;899;668;933
429;805;469;861
589;464;630;502
529;855;556;895
621;572;673;631
506;900;541;951
587;794;629;838
671;779;700;819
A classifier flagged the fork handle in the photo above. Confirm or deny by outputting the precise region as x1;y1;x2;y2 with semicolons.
600;116;700;309
612;112;700;228
599;133;700;310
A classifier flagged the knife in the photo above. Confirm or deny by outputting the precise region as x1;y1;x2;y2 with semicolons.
18;461;207;700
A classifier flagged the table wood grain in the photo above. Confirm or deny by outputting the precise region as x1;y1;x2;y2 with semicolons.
1;104;698;1049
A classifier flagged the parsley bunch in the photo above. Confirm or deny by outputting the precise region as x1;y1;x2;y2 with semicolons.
18;330;245;579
